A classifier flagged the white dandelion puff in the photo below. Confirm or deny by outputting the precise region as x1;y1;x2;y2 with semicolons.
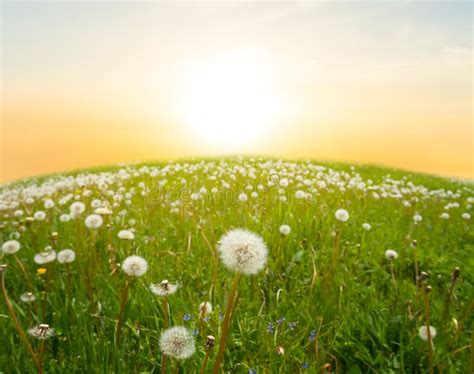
20;292;36;303
385;249;398;260
279;225;291;236
84;214;103;229
69;201;85;215
159;326;195;360
335;209;349;222
122;255;148;277
462;213;471;220
362;223;371;231
34;249;56;264
118;230;134;240
57;249;76;264
34;211;46;221
199;301;213;317
2;240;20;254
59;214;71;222
95;207;113;215
28;324;55;340
413;214;423;223
418;325;437;341
150;280;178;296
217;229;268;275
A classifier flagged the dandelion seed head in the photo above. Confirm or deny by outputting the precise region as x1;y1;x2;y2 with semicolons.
122;255;148;277
118;230;134;240
335;209;349;222
2;240;20;254
199;301;212;317
34;249;56;264
418;325;436;341
28;324;54;340
217;228;268;275
385;249;398;260
279;225;291;236
159;326;195;360
84;214;103;229
69;201;85;215
20;292;36;303
57;249;76;264
150;280;178;296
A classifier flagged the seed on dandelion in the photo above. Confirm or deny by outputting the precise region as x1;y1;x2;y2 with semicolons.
20;292;36;303
34;249;56;264
57;249;76;264
418;325;436;341
205;335;215;350
199;301;212;318
118;230;134;240
28;324;54;340
33;211;46;221
335;209;349;222
385;249;398;260
413;214;423;222
149;280;178;296
69;201;85;215
217;228;268;275
159;326;196;360
84;214;103;229
279;225;291;236
95;207;113;215
2;240;20;254
122;255;148;277
60;214;71;222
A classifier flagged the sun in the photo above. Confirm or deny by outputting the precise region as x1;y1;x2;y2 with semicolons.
178;50;281;149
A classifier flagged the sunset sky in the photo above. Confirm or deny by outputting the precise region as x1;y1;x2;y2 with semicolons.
1;1;472;182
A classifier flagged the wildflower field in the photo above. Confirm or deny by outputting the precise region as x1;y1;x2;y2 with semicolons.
0;158;472;373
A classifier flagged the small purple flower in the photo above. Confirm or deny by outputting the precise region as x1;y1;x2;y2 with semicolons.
276;317;286;325
267;322;274;334
183;313;191;321
302;362;308;369
309;329;317;342
193;329;199;336
249;369;257;374
219;313;224;321
204;316;210;322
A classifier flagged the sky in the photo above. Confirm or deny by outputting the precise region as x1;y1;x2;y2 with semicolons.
1;1;473;182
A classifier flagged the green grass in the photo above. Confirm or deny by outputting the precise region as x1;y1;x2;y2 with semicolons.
0;157;473;373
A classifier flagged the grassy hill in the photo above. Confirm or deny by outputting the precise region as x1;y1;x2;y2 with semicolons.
0;157;472;373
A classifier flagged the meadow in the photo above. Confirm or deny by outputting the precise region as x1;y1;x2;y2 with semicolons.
0;157;472;373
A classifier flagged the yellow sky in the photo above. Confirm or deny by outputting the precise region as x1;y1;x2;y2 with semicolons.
1;2;473;182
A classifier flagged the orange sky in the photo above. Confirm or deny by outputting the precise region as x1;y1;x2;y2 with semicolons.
1;2;472;182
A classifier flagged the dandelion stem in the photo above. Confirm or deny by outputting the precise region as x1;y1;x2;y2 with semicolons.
212;273;241;374
161;355;167;374
1;268;42;373
13;254;34;291
422;286;434;374
199;350;211;374
390;261;398;293
162;296;169;329
115;279;130;346
201;230;219;300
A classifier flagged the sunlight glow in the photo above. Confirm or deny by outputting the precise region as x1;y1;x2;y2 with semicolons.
178;50;281;148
